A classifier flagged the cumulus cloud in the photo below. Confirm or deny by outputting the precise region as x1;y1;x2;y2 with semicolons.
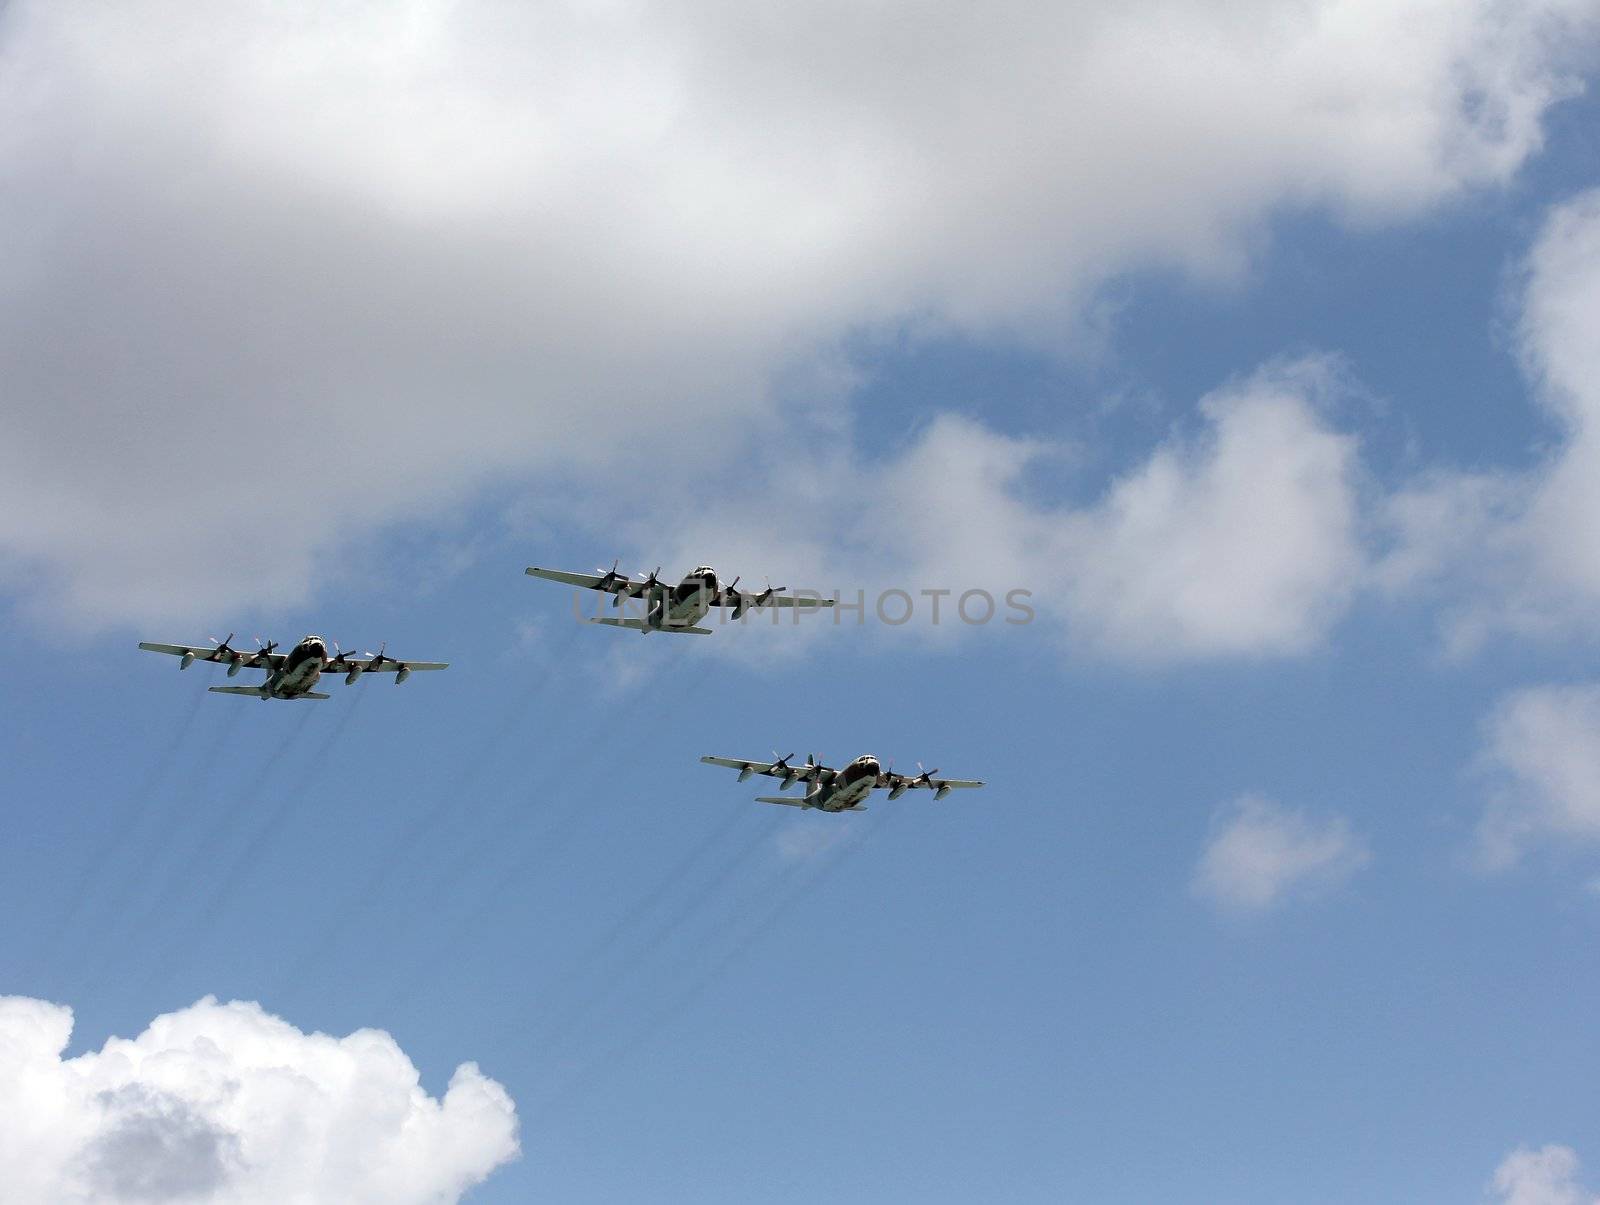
1491;1145;1599;1205
645;356;1364;661
1378;188;1600;651
1192;794;1370;911
0;994;519;1204
1477;683;1600;869
1057;360;1363;657
1;0;1593;628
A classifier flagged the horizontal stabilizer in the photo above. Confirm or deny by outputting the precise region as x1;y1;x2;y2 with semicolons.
587;617;712;635
754;796;865;812
207;686;329;700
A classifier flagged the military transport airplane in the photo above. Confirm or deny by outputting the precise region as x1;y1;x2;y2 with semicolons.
526;562;835;633
700;752;985;812
137;634;447;700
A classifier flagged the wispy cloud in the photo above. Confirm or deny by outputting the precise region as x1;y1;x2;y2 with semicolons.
1490;1144;1599;1205
1477;683;1600;870
646;357;1365;663
774;818;861;863
1377;190;1600;653
1192;795;1370;912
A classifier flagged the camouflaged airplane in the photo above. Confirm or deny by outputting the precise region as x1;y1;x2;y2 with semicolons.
525;562;834;634
137;634;447;700
700;753;984;812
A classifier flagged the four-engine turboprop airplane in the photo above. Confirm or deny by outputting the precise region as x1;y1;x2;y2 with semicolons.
133;569;990;808
137;634;447;700
525;563;835;634
700;753;985;812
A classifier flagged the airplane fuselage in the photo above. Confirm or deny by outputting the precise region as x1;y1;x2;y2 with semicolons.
260;635;330;698
801;755;881;812
634;567;720;631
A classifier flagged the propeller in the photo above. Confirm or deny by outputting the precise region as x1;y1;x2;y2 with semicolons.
244;636;277;672
771;751;800;790
329;641;362;683
597;559;634;605
723;576;747;617
616;566;662;609
206;633;238;666
886;760;912;799
363;643;389;671
914;762;943;792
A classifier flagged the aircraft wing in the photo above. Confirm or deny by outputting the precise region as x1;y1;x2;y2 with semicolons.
526;566;633;594
701;755;836;782
328;656;448;675
880;773;985;791
760;594;834;608
701;755;779;774
138;642;284;669
716;589;835;610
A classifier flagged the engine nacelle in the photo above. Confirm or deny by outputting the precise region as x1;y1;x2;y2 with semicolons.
395;665;411;684
227;658;242;677
781;772;798;790
934;785;951;800
737;765;754;782
179;651;195;670
888;784;907;800
345;668;362;685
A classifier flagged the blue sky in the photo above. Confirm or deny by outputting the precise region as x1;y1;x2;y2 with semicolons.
5;4;1600;1202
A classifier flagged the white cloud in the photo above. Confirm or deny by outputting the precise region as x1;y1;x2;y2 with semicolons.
1058;360;1363;658
645;356;1364;662
1491;1145;1599;1205
1477;683;1600;869
0;995;519;1204
0;0;1593;629
1192;794;1370;911
1378;188;1600;651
